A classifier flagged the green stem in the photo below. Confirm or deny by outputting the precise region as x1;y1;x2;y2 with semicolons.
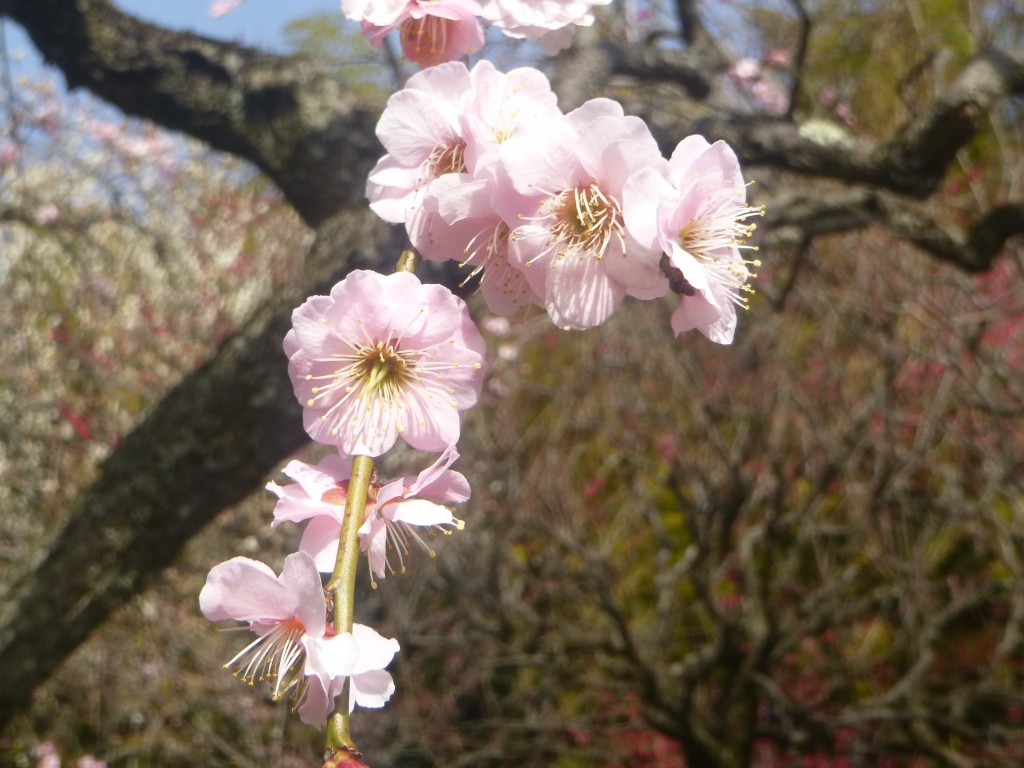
323;247;417;755
326;454;374;629
324;453;374;751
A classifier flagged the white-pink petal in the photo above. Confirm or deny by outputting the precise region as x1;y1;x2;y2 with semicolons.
199;557;288;624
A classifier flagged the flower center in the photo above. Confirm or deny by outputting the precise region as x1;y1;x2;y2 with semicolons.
675;198;764;308
426;138;467;179
530;183;625;264
305;337;417;438
677;204;759;259
400;14;452;68
354;340;411;404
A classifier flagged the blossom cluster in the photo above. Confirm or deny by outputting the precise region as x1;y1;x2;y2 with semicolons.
201;269;486;727
369;61;763;342
342;0;613;66
201;0;761;748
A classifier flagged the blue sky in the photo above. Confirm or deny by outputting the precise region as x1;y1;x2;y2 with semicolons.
117;0;338;52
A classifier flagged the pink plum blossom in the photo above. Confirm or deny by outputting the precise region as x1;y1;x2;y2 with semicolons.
459;59;561;176
266;452;359;573
366;61;473;225
199;551;399;724
623;135;762;344
502;99;669;329
200;552;327;704
346;0;485;67
372;60;555;315
479;0;612;53
267;445;470;580
359;444;470;578
302;623;401;717
285;269;486;457
413;173;540;315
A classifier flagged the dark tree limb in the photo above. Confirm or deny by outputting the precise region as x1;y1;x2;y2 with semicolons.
783;0;811;119
695;48;1024;197
605;42;712;99
763;189;1024;272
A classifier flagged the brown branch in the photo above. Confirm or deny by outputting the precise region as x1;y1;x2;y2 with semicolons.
605;42;712;99
764;189;1024;272
783;0;811;120
696;48;1024;197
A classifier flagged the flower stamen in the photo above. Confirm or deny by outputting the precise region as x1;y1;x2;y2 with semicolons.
677;197;764;310
224;619;307;701
525;182;625;266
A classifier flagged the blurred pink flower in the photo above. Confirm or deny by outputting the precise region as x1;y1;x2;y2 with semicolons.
87;120;122;141
31;100;62;133
34;204;60;225
751;79;787;113
0;140;19;169
347;0;484;67
480;0;612;53
285;270;486;456
209;0;245;17
730;57;761;82
835;101;856;126
819;86;839;108
33;742;60;768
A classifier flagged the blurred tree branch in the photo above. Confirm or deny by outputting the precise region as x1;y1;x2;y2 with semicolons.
0;0;381;226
